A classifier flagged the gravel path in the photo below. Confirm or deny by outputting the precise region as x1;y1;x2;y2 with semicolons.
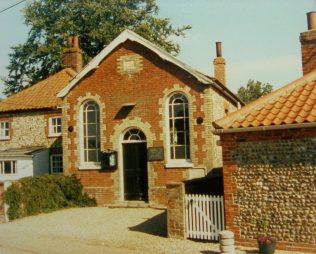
0;207;306;254
0;207;218;254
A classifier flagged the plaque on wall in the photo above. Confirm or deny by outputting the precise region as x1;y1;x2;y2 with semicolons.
147;147;164;161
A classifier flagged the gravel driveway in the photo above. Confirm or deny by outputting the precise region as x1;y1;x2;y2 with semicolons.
0;207;219;254
0;207;305;254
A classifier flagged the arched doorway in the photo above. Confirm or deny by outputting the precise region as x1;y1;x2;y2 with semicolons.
122;129;148;201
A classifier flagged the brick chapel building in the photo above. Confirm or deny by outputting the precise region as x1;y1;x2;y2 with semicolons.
0;30;242;207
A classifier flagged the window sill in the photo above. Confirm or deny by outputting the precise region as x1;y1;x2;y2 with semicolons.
0;137;10;141
78;163;101;170
48;133;62;138
165;161;194;169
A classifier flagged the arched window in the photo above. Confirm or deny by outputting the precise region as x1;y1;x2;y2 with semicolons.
82;100;100;163
123;129;146;142
168;93;190;160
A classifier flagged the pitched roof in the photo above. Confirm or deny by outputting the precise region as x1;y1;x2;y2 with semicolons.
0;146;47;157
214;69;316;130
57;30;242;105
0;68;76;113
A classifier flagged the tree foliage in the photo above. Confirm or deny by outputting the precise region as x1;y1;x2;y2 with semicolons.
3;0;191;95
237;79;273;104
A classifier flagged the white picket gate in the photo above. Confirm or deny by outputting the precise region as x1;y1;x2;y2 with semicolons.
185;194;225;241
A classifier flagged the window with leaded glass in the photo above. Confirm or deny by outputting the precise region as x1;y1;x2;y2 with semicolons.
82;100;100;163
168;93;191;160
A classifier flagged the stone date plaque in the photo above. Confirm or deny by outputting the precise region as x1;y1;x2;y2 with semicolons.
147;147;164;161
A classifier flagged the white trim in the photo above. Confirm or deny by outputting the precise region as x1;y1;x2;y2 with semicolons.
57;30;214;98
0;121;10;140
78;163;101;170
119;132;124;201
79;100;101;166
165;161;194;168
48;116;62;137
0;160;17;175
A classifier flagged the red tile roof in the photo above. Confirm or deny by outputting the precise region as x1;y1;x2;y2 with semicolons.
0;68;76;113
214;69;316;129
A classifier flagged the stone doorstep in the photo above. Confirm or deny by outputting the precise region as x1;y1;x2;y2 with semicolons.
106;201;150;208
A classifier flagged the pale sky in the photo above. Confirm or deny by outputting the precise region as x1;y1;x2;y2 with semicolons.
0;0;315;98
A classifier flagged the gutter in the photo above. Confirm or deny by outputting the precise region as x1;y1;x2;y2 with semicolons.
212;122;316;134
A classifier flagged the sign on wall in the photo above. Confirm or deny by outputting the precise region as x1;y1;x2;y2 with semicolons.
147;147;164;161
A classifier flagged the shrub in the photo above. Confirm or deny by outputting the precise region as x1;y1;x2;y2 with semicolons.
4;174;96;220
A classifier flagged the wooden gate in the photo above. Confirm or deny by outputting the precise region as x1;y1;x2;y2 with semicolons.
185;194;225;241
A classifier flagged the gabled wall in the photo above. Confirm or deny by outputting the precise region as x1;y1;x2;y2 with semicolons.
62;40;237;206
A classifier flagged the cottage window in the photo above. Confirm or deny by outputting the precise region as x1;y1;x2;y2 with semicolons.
0;161;16;175
166;93;192;167
48;117;62;137
80;100;101;169
50;154;63;174
0;121;10;140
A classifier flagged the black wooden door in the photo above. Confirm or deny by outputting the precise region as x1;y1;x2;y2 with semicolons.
123;143;148;201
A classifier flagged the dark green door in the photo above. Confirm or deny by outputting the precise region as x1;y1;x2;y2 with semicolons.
123;142;148;201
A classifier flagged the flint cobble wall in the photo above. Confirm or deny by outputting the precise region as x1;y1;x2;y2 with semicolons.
233;139;316;243
220;128;316;253
0;111;62;151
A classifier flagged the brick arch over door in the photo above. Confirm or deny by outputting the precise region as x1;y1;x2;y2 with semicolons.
110;117;156;201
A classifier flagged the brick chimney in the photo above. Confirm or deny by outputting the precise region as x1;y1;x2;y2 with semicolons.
62;35;83;73
213;42;226;85
300;12;316;75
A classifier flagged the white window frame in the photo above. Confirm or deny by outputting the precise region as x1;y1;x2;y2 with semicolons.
50;154;63;174
165;93;193;168
79;100;101;170
48;117;62;137
0;121;10;140
0;160;17;175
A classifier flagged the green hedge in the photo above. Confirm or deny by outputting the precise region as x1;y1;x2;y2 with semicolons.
4;174;96;220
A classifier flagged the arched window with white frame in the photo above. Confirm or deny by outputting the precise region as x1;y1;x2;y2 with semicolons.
167;93;191;162
80;100;100;167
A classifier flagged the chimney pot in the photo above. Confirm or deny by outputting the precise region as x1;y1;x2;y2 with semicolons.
216;42;222;57
73;35;79;48
307;12;316;30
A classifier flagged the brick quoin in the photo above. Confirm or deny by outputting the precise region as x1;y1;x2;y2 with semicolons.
220;127;316;253
0;182;4;223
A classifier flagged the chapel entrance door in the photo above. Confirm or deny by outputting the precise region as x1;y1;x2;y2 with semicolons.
122;129;148;201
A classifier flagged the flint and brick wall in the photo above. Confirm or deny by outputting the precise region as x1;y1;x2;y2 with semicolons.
63;40;237;206
0;182;3;223
0;110;62;151
220;127;316;253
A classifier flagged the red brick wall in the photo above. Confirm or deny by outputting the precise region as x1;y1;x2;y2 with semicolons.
64;41;207;206
220;127;316;253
